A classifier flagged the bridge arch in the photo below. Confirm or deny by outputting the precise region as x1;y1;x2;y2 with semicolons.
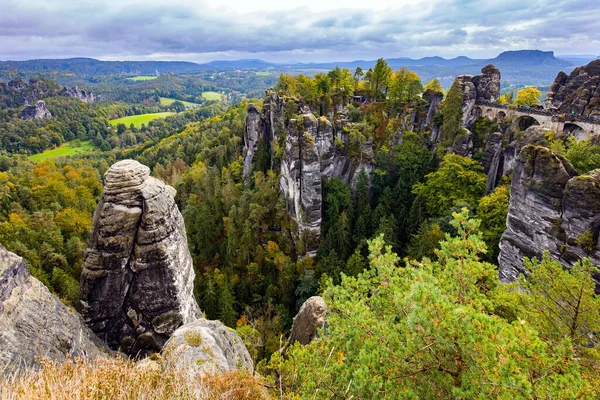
496;111;506;123
564;122;587;140
513;115;540;131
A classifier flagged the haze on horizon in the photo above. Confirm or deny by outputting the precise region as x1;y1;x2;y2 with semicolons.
1;0;599;63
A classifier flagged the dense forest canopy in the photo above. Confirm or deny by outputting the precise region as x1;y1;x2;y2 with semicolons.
2;58;600;398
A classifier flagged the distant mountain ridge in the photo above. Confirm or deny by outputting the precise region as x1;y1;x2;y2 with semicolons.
0;50;584;87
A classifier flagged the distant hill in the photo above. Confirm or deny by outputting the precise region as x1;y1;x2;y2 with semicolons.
0;58;201;76
0;50;578;88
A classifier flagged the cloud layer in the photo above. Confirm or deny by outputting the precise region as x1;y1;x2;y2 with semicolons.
1;0;598;62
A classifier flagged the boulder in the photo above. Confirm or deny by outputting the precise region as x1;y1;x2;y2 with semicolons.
163;319;253;376
289;296;328;345
79;160;200;356
1;244;107;374
20;100;51;121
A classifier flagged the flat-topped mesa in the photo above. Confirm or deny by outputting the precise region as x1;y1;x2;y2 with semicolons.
79;160;200;357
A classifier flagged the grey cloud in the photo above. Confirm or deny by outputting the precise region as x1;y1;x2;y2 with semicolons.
0;0;597;61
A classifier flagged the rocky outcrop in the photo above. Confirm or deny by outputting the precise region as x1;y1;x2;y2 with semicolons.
1;245;107;374
502;126;552;176
289;296;328;345
451;129;474;157
79;160;200;356
481;132;504;194
242;92;374;255
545;59;600;118
422;89;443;133
62;86;94;103
243;104;263;179
280;114;324;255
20;100;51;121
496;145;600;285
457;65;501;129
163;319;253;376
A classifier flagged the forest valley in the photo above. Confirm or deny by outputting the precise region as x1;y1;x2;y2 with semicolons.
2;58;600;398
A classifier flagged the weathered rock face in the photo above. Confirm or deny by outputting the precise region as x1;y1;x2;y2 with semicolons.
280;114;324;255
243;103;263;179
451;129;474;158
545;59;600;118
501;126;552;176
289;296;328;345
163;319;253;376
481;132;504;194
1;245;107;374
62;86;94;103
79;160;200;356
422;89;444;132
20;100;51;121
457;65;501;129
497;145;598;284
472;65;501;103
242;92;374;255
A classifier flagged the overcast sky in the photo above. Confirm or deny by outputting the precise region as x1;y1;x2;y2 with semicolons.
1;0;599;62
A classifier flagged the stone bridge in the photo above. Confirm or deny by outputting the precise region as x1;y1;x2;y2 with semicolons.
474;101;600;140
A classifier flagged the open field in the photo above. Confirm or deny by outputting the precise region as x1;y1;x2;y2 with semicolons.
159;97;201;108
202;91;226;101
255;71;272;76
127;75;158;81
109;112;176;128
29;141;95;162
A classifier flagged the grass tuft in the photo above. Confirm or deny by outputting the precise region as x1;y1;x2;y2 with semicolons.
0;356;270;399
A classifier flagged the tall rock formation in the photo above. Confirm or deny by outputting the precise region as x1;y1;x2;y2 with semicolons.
545;59;600;118
456;65;501;129
1;245;107;374
280;114;324;254
243;92;373;255
20;100;51;121
79;160;200;356
498;145;600;289
481;132;504;194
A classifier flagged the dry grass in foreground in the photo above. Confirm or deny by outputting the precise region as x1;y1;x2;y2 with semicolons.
0;356;271;400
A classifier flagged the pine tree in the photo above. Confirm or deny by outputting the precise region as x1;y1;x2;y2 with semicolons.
441;79;464;147
218;279;237;327
353;168;372;245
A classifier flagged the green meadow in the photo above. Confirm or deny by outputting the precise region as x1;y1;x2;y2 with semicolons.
109;112;176;128
29;140;96;162
127;75;158;81
255;71;272;76
202;91;226;101
159;97;200;108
